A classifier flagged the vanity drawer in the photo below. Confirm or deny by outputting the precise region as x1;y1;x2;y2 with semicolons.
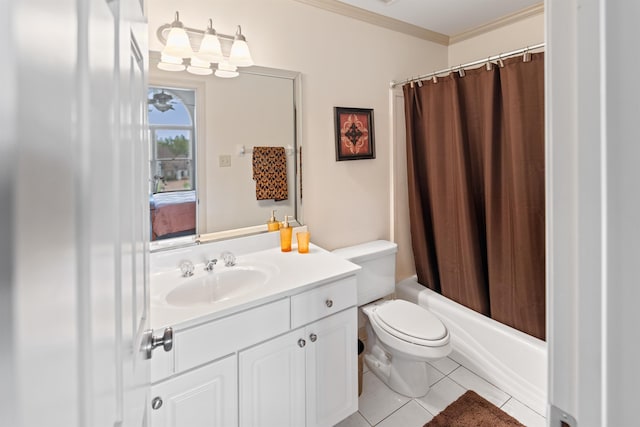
175;298;290;373
290;275;357;328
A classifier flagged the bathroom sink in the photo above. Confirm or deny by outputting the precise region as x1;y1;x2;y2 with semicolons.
166;265;275;307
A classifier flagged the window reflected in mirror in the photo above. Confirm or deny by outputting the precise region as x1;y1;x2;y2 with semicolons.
148;87;197;241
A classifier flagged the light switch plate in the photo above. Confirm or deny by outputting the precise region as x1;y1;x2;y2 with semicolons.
219;155;231;167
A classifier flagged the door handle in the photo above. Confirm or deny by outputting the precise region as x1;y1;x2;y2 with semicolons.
142;327;173;359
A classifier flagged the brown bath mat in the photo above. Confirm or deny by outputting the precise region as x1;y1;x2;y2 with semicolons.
425;390;525;427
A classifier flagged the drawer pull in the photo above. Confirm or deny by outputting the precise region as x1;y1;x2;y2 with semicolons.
298;338;306;348
309;333;317;342
325;299;333;308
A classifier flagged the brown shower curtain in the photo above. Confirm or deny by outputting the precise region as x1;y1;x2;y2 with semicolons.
403;53;545;340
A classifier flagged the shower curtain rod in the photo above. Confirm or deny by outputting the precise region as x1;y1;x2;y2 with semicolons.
390;42;545;88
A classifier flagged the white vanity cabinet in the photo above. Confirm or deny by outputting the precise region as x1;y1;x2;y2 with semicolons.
239;281;358;427
305;308;358;427
150;263;359;427
150;355;237;427
150;298;291;427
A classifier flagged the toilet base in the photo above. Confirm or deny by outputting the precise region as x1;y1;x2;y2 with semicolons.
364;343;431;397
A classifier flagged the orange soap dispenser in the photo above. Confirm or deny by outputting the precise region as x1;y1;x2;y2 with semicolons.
279;215;293;252
267;210;280;231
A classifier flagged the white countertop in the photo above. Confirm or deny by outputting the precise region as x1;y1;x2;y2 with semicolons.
150;243;360;330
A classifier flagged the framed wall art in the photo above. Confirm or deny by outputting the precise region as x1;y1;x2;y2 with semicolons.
334;107;375;161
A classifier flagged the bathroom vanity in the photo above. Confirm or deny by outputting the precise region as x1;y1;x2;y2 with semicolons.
149;233;360;427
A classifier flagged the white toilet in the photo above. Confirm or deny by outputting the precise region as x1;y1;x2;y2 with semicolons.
333;240;451;397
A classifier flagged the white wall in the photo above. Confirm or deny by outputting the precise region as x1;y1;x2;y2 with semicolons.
148;0;447;250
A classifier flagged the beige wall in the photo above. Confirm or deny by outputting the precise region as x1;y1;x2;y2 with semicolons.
148;0;447;251
148;1;543;278
448;13;544;66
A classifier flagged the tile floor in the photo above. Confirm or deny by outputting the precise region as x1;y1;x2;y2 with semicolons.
336;356;546;427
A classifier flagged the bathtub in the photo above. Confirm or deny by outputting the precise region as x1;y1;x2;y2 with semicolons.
396;276;547;416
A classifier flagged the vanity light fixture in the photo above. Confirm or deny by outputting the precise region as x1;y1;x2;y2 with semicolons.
215;60;240;78
187;56;214;76
196;20;224;64
157;11;254;78
162;12;193;58
157;53;185;72
228;26;252;67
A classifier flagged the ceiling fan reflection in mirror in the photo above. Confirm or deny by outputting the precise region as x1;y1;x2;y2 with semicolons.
148;89;176;113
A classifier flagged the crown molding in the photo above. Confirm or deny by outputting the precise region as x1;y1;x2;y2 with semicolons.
292;0;450;46
449;2;544;45
293;0;543;47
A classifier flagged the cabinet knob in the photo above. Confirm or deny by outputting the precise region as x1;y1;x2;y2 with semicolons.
325;299;333;308
151;397;163;410
309;333;317;342
298;338;306;348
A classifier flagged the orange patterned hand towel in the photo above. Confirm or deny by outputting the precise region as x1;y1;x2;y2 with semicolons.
252;146;288;201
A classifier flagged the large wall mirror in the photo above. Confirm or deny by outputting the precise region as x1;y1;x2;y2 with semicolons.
148;51;303;251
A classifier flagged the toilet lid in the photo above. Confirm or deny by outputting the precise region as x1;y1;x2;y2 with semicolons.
374;300;447;342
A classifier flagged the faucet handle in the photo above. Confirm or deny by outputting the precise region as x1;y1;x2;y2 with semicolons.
220;251;236;267
180;260;195;277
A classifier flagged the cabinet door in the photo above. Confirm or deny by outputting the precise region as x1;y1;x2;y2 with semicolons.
151;355;237;427
239;329;306;427
305;307;358;427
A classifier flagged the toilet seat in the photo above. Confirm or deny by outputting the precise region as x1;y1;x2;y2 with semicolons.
369;300;449;347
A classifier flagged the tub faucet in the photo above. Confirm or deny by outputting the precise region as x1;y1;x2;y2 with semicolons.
204;259;217;272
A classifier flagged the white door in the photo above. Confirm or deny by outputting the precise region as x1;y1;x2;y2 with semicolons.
239;329;306;427
120;4;152;425
151;355;237;427
547;1;640;426
2;0;150;426
305;308;358;427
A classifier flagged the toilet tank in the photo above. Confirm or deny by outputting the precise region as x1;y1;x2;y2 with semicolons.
332;240;398;306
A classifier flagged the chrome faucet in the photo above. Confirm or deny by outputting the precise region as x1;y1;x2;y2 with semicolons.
204;259;217;272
